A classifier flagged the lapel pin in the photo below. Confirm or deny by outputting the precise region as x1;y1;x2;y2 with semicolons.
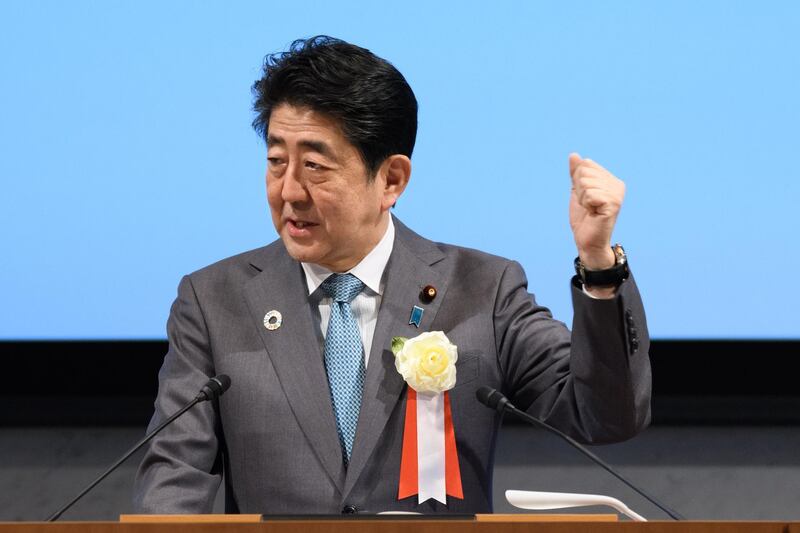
419;285;437;303
263;310;282;331
409;305;424;328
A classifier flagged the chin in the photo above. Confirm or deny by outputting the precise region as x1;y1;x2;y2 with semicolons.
281;238;321;264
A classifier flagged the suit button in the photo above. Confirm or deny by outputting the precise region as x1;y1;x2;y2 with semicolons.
342;505;358;514
631;339;640;352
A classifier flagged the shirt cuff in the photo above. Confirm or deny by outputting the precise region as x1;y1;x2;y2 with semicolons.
581;284;617;299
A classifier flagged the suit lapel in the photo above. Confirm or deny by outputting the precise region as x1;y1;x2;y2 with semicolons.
342;219;450;500
243;244;345;490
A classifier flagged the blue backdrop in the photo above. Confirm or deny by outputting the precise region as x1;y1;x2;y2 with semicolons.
1;1;797;339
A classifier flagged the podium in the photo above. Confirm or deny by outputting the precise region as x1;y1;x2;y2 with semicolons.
1;517;798;532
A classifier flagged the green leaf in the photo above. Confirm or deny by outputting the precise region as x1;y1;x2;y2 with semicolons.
391;336;408;356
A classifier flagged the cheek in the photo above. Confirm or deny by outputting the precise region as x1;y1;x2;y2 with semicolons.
267;181;282;207
267;194;284;229
313;188;346;217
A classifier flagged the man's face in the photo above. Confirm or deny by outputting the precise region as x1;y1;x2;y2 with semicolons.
266;104;391;272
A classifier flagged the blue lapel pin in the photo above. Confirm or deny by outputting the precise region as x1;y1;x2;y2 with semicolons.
409;305;424;328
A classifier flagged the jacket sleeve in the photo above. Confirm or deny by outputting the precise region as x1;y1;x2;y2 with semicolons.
132;275;222;512
493;260;651;444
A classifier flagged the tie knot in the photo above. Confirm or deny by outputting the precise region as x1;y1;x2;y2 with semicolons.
320;273;365;303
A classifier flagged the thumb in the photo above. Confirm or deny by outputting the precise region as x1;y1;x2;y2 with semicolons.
568;152;582;180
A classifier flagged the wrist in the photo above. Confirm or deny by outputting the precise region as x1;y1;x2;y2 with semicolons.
577;247;616;270
574;244;629;287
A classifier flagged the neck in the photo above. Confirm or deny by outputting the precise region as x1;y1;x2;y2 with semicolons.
325;214;391;273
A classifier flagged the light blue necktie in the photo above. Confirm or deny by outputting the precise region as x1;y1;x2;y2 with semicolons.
320;273;366;465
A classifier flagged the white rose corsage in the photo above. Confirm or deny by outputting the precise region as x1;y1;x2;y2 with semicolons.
392;331;458;394
393;331;463;505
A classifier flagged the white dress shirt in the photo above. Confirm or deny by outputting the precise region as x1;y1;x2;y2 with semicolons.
301;218;395;368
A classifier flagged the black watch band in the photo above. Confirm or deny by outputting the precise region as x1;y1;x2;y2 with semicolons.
574;244;629;287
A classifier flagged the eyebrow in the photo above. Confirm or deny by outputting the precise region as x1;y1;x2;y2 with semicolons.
266;134;337;161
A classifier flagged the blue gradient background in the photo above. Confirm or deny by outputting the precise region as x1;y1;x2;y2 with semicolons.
1;1;798;339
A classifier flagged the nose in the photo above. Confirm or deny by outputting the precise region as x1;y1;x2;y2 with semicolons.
281;164;309;204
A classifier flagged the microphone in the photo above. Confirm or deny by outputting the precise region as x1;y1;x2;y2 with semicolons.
46;375;232;521
197;374;232;402
476;386;684;521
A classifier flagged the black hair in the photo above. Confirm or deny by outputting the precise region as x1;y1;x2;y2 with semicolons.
252;35;418;177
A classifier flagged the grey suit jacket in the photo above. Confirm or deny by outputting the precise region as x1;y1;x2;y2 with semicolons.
133;217;651;514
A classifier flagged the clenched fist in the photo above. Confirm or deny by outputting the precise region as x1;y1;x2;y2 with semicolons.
569;153;625;271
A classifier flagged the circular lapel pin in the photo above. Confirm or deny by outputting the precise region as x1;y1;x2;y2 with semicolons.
420;285;437;303
263;310;282;331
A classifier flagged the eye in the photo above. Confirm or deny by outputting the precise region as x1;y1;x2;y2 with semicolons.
267;157;284;166
305;160;323;171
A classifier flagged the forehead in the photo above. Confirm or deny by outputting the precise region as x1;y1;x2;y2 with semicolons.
267;104;347;146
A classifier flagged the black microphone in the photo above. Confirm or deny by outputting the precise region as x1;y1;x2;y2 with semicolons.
198;374;232;402
46;375;232;521
476;386;684;521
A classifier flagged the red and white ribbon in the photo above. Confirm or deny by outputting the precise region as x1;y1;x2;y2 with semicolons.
398;389;463;504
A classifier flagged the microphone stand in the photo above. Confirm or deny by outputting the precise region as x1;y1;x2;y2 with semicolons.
477;386;684;520
46;375;230;521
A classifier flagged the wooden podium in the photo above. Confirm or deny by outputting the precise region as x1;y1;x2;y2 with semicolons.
1;516;799;533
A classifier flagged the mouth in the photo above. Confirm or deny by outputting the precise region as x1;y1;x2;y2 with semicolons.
285;218;319;237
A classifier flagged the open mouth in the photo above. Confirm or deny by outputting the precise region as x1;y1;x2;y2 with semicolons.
286;218;319;236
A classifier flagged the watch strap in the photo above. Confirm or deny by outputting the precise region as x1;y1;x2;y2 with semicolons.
574;245;629;286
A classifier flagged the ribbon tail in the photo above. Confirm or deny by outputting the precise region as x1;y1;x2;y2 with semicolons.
417;392;446;504
398;389;462;505
444;391;464;499
398;388;418;500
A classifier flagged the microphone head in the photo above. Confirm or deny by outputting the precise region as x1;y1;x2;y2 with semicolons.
212;374;232;394
198;375;232;401
476;386;508;412
476;386;495;407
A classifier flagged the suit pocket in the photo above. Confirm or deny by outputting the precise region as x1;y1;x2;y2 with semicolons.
453;352;479;388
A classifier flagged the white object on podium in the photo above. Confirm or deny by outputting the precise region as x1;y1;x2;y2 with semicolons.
505;489;647;521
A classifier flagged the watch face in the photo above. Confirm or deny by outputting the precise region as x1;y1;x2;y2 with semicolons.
613;244;627;264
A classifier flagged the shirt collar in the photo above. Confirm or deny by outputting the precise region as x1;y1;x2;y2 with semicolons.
301;217;395;297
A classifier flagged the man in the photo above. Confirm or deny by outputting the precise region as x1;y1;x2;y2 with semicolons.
133;36;650;515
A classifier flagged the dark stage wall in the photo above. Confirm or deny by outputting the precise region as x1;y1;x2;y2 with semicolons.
3;341;799;521
3;340;799;426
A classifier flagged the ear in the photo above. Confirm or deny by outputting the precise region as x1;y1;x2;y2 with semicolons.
377;154;411;211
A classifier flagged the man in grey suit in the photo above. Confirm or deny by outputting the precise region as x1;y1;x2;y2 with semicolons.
133;36;651;515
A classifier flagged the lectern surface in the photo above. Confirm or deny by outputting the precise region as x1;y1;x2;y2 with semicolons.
0;520;796;533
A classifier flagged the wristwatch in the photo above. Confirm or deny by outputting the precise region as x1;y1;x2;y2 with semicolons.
574;243;629;287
